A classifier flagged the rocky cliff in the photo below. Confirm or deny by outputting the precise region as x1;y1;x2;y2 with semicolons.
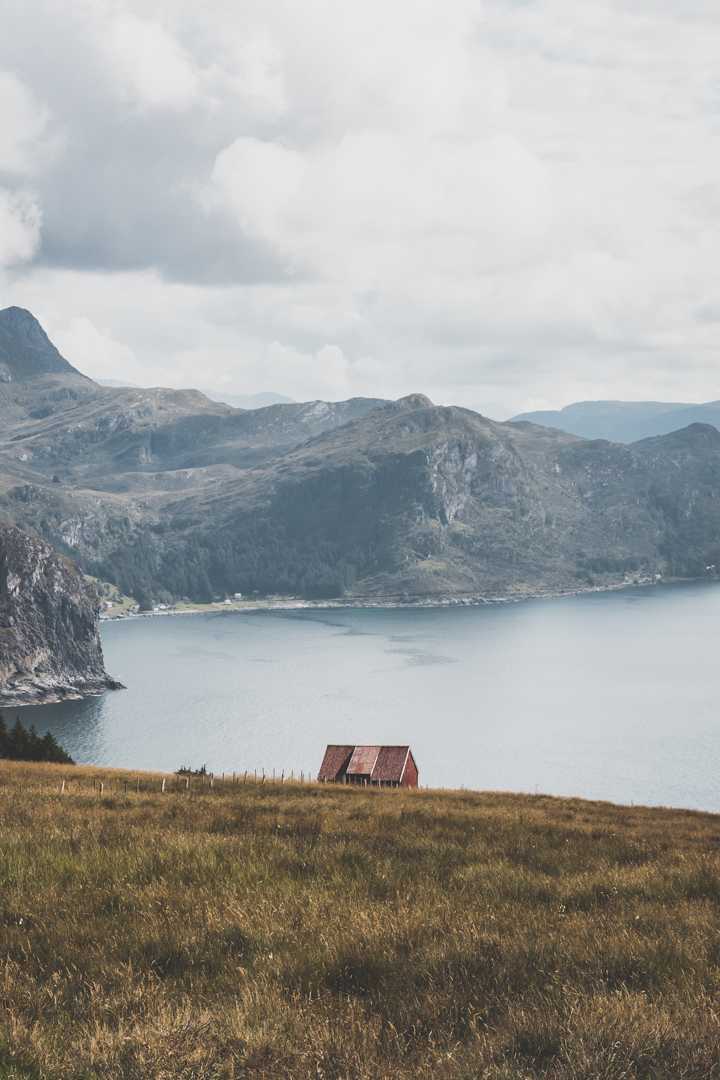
0;521;123;704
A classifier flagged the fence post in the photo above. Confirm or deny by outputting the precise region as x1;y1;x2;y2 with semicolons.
161;777;165;793
244;771;247;784
185;777;189;790
61;780;65;793
124;780;127;794
281;770;284;785
136;778;139;794
209;777;213;788
100;782;104;794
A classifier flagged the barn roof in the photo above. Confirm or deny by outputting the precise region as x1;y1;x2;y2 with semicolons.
346;745;381;776
318;744;354;780
371;745;412;783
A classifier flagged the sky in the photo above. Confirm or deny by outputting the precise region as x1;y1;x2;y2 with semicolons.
1;0;720;412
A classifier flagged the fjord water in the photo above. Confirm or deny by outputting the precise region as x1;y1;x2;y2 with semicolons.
16;581;720;810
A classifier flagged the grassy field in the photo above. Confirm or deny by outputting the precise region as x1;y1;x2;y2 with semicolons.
0;764;719;1079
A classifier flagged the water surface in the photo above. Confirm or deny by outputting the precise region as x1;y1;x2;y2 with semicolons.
16;581;720;810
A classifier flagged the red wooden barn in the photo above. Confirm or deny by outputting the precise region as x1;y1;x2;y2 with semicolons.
318;744;419;787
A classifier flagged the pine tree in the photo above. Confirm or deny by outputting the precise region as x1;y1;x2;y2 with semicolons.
0;714;74;764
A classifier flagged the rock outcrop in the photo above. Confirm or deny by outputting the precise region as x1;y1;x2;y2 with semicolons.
0;521;123;704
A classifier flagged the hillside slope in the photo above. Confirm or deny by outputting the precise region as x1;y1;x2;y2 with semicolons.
147;399;720;600
0;771;719;1080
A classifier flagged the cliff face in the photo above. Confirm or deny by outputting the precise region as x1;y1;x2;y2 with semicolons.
0;521;122;704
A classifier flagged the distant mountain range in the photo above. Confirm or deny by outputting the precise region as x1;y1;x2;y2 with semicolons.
97;380;296;410
2;305;720;604
510;399;720;443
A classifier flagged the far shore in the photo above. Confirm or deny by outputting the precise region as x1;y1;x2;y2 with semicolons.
99;574;697;622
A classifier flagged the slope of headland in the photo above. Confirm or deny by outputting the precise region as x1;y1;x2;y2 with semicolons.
0;520;122;703
2;307;720;606
0;761;718;1079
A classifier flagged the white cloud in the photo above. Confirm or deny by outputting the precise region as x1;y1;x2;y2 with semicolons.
0;72;48;174
212;130;551;288
102;12;200;110
264;341;352;400
0;189;41;268
49;316;136;380
221;35;287;117
3;0;720;410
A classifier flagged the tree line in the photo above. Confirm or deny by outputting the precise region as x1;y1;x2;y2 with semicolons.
0;712;74;763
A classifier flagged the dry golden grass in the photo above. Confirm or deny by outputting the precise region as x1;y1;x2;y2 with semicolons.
0;762;719;1078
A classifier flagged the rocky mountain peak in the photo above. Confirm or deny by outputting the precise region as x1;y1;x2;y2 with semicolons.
381;393;435;412
0;307;85;381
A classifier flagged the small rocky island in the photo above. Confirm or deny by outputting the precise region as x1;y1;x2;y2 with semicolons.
0;520;123;704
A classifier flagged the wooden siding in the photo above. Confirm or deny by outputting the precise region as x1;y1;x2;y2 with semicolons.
400;750;419;788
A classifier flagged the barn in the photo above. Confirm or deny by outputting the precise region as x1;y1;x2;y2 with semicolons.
318;744;418;787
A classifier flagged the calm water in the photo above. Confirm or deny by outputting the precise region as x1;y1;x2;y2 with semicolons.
14;581;720;810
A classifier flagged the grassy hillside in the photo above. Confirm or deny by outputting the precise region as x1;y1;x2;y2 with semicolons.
1;762;719;1078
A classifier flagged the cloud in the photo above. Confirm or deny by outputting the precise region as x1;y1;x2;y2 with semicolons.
49;316;136;380
2;0;720;410
101;12;200;111
211;130;550;288
0;72;49;174
0;189;41;268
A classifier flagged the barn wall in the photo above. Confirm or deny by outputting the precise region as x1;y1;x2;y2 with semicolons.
401;754;418;788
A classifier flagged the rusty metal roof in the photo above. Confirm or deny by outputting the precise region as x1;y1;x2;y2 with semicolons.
318;745;354;780
346;745;381;776
371;745;411;783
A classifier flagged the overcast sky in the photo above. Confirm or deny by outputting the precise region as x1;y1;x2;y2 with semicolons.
1;0;719;411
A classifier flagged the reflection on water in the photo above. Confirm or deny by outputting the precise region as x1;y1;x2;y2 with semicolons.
14;581;720;811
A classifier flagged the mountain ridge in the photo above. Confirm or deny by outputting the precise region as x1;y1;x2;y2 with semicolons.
1;307;720;603
510;398;720;443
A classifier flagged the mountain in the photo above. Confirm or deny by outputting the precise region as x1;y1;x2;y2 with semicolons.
98;384;298;410
0;520;122;703
510;399;720;443
201;390;297;409
95;379;141;388
0;307;87;381
3;307;720;604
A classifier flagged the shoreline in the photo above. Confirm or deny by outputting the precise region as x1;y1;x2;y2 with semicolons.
99;576;691;622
